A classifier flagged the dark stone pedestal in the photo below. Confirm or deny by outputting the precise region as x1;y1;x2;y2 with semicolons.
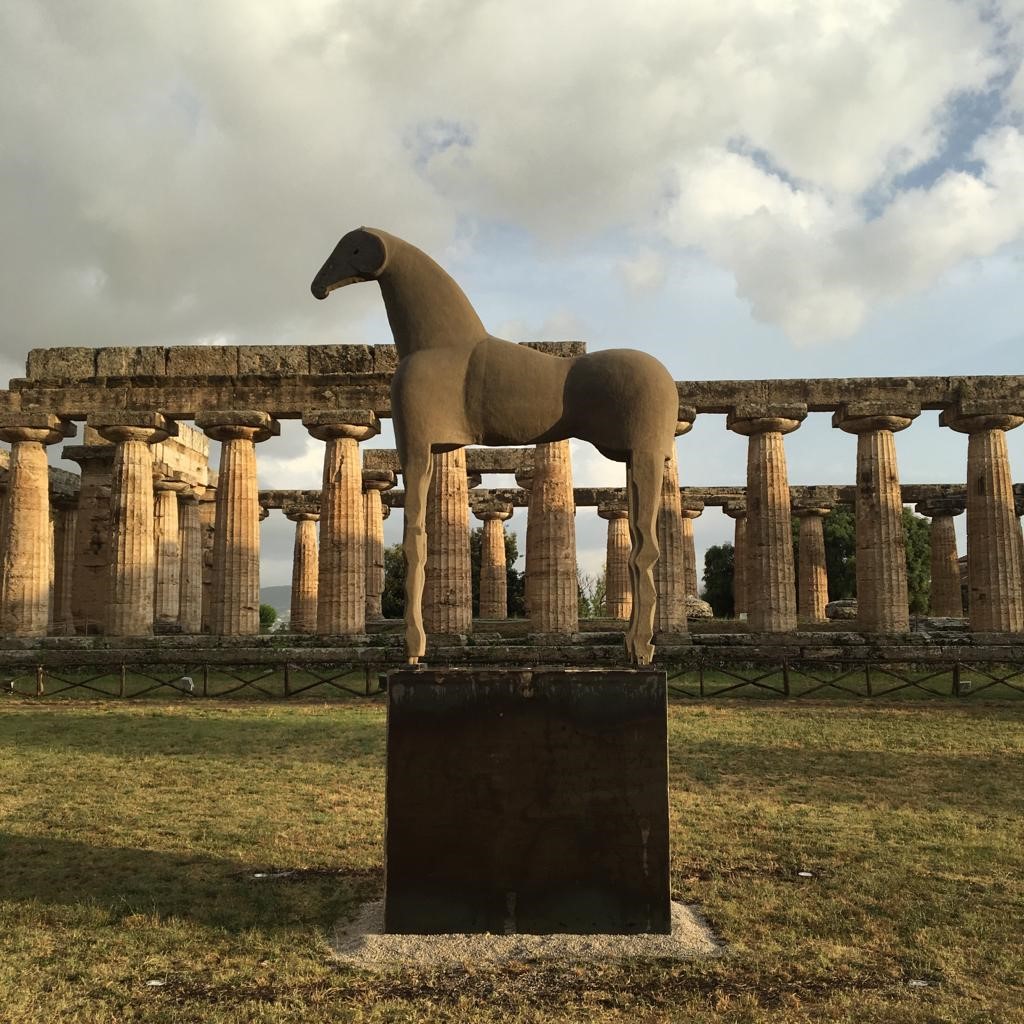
384;668;670;935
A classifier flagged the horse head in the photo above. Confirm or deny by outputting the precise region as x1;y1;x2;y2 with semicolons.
311;227;388;299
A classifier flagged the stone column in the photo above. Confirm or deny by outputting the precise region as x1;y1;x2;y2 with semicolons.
0;415;73;637
680;501;703;597
198;485;217;633
153;476;188;629
421;447;473;635
515;467;535;617
363;469;395;622
178;488;204;633
655;444;687;635
727;407;805;632
285;504;319;634
941;410;1024;632
475;502;513;620
91;413;173;637
51;499;78;633
302;412;379;636
834;407;916;632
723;503;747;618
196;412;279;637
793;506;830;623
527;441;578;635
63;440;116;634
598;504;631;620
916;498;965;618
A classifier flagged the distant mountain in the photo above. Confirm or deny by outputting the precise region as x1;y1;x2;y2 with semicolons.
260;586;291;619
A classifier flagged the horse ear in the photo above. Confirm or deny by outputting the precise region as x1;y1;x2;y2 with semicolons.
351;228;388;277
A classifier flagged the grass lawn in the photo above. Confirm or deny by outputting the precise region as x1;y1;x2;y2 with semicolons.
1;698;1022;1023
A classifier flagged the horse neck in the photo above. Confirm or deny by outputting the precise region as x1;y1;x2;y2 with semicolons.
378;241;487;356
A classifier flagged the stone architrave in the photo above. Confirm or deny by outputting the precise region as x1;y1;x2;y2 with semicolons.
63;440;116;634
527;441;578;635
91;413;174;637
834;406;917;633
916;498;965;618
723;503;747;618
793;506;831;623
598;504;631;620
423;447;473;635
363;469;395;622
304;411;379;636
941;409;1024;632
680;501;703;598
285;504;320;634
51;499;78;633
727;407;805;632
655;441;688;635
177;487;204;633
0;414;74;637
196;411;279;637
153;476;188;628
474;502;513;619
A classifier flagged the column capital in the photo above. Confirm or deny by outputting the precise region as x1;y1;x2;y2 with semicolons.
939;409;1024;434
363;469;396;493
726;404;806;436
62;442;116;466
598;503;628;521
833;402;919;434
284;503;320;522
50;492;79;512
915;497;966;518
195;410;279;443
0;412;75;446
89;411;175;446
514;468;534;491
675;411;696;437
722;502;746;520
154;474;190;494
473;502;513;523
792;504;831;519
381;505;391;521
680;499;704;519
303;409;379;442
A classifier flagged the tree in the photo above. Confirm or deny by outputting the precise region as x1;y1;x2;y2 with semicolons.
258;603;278;633
903;508;931;614
382;543;406;619
577;569;607;618
701;543;735;617
822;506;857;600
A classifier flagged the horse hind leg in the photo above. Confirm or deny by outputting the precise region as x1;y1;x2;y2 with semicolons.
625;450;663;666
399;443;433;663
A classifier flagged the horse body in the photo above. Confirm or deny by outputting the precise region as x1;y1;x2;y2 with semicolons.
312;227;679;665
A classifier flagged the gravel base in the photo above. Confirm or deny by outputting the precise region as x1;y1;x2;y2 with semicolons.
330;901;723;969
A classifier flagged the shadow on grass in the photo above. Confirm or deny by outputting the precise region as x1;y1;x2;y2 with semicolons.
0;832;380;934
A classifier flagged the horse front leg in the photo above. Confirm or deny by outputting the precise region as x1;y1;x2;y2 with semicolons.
625;450;663;666
400;443;433;664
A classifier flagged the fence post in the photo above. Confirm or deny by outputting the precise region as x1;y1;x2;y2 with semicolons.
119;664;126;698
699;662;705;698
782;659;791;698
283;662;291;698
864;664;873;697
202;663;209;697
952;661;962;698
35;665;44;697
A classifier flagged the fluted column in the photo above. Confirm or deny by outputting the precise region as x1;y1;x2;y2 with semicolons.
421;447;473;635
728;409;805;632
196;412;279;637
92;414;172;637
63;439;115;634
178;488;204;633
723;503;747;618
941;411;1024;632
655;445;687;634
680;502;703;597
0;415;73;637
363;470;395;622
153;477;187;628
51;500;78;633
475;503;513;620
794;506;830;623
198;485;217;634
834;408;916;632
528;441;578;634
515;467;535;617
916;498;965;618
285;505;319;634
598;504;631;620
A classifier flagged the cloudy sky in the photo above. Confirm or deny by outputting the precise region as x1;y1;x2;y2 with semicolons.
3;0;1024;588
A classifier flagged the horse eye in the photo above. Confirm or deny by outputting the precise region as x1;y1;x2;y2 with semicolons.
353;248;360;255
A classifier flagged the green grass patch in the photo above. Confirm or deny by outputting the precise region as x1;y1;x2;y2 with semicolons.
1;700;1022;1022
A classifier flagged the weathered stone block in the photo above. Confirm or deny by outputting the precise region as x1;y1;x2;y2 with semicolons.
308;344;375;375
166;346;239;377
95;346;168;377
373;344;399;372
237;346;310;376
385;667;670;935
26;348;96;382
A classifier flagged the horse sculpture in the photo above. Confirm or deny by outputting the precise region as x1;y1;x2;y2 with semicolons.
311;228;679;665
